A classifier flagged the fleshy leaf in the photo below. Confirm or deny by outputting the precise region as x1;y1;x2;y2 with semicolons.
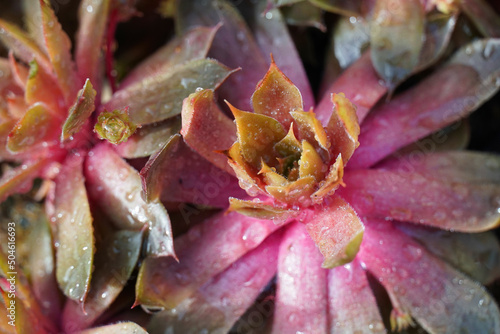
340;169;500;232
281;1;326;31
140;134;181;203
350;39;500;168
398;224;500;285
153;136;246;208
94;108;137;145
311;154;344;201
176;0;268;111
62;230;142;332
251;60;303;129
7;103;60;153
147;230;282;334
370;0;425;90
25;59;64;114
230;104;286;168
77;322;148;334
115;117;180;159
54;153;94;303
75;0;111;87
290;110;329;153
272;222;328;333
105;59;236;125
417;11;457;71
136;211;279;309
0;19;51;71
181;89;236;174
85;144;174;257
380;151;500;184
328;259;386;333
305;195;364;268
461;0;500;37
332;16;370;70
251;1;315;108
120;25;219;88
229;197;297;220
61;79;97;142
0;159;46;202
40;0;80;105
359;219;500;334
324;92;360;164
316;52;387;124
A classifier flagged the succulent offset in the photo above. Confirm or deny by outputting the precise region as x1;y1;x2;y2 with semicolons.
0;0;500;334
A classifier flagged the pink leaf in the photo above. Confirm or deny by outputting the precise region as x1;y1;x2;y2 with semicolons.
340;169;500;232
135;211;279;309
328;259;385;333
148;230;282;333
350;39;500;169
272;222;328;333
358;219;500;333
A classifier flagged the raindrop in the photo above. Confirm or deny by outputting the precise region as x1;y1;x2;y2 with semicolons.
86;5;93;13
403;244;422;261
482;41;495;59
349;16;357;24
63;265;74;282
265;12;273;20
101;292;107;299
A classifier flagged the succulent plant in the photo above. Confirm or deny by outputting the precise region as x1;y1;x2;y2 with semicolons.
1;0;500;333
137;0;500;333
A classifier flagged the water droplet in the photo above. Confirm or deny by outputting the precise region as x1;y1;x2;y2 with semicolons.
265;12;273;20
63;265;74;282
101;292;107;299
82;246;88;251
403;244;422;261
482;41;495;59
389;207;412;221
86;5;93;13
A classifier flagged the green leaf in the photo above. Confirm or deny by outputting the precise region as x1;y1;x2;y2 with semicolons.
7;103;60;153
105;58;236;125
40;0;80;105
54;154;94;303
370;0;425;90
61;79;97;142
0;159;47;202
0;19;51;71
115;117;181;159
62;230;142;331
120;25;219;88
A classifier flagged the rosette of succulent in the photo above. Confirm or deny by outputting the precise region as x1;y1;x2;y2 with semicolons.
136;0;500;333
0;0;237;332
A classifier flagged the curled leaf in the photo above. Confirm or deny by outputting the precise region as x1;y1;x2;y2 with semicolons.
61;79;96;142
94;108;137;145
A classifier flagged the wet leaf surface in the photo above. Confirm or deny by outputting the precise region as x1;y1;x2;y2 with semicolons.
370;0;424;90
115;117;180;159
62;230;142;332
181;89;236;174
273;222;328;333
75;0;111;86
54;153;94;302
7;103;60;153
305;196;364;268
328;259;386;333
40;1;80;105
61;79;96;142
136;211;278;309
359;219;500;334
351;39;500;168
340;169;500;232
105;58;235;125
120;25;218;89
85;144;174;257
77;322;148;334
148;230;282;334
